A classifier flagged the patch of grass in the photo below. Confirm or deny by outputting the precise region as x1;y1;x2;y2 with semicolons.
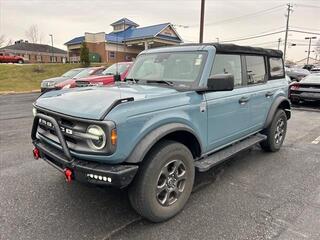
0;63;105;92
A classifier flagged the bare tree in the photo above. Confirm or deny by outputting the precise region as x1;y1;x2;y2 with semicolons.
25;24;40;43
315;39;320;55
0;35;5;47
7;39;13;46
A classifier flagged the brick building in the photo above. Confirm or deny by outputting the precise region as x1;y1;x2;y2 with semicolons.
65;18;183;63
0;40;68;63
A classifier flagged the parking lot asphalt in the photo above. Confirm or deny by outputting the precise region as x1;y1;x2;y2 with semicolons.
0;93;320;240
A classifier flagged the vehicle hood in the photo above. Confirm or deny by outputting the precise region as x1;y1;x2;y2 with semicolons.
42;76;69;84
77;75;114;82
55;78;76;88
35;83;179;120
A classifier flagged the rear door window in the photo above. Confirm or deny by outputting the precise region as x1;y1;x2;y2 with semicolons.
211;54;243;87
245;55;266;85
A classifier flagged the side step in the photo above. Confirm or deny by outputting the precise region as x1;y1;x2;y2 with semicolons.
195;133;267;172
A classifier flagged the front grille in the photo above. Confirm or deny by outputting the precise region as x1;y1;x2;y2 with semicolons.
36;109;90;153
34;107;116;155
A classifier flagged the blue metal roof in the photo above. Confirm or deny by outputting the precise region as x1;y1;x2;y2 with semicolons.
64;36;85;45
110;18;139;27
65;22;182;45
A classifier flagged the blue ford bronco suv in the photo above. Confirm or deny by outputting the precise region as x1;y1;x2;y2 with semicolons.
31;43;291;222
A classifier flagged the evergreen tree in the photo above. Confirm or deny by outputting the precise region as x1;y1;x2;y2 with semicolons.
80;42;90;67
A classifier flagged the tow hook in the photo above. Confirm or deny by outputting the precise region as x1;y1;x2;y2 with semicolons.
64;168;73;183
33;147;40;160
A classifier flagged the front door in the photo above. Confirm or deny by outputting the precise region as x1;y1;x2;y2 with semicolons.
205;54;252;152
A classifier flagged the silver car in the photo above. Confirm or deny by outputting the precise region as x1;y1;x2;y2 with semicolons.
41;68;84;92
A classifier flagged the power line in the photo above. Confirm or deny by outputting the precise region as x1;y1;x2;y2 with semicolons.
295;4;320;9
250;41;279;46
289;30;320;35
290;26;320;32
189;4;284;27
220;30;285;43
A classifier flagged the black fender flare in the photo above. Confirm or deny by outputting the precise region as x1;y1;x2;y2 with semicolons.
125;123;203;163
263;96;291;129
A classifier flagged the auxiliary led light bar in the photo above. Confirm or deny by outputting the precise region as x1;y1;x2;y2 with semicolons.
87;173;112;183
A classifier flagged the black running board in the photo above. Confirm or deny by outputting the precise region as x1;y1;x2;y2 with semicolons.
195;133;267;172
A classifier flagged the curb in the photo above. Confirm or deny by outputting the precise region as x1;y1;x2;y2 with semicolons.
0;89;40;95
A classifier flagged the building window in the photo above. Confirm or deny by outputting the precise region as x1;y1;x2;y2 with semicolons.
109;51;116;59
36;55;42;62
113;25;123;31
50;56;57;62
245;55;266;85
269;57;284;78
211;54;243;87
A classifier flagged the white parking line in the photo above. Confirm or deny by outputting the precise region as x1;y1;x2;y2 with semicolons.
311;136;320;144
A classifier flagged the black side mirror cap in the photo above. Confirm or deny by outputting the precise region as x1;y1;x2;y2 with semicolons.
207;74;234;91
114;74;121;82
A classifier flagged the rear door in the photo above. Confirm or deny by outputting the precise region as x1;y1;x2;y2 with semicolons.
205;54;252;152
243;55;273;131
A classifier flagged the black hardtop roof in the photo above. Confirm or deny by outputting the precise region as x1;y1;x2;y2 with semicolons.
179;43;283;58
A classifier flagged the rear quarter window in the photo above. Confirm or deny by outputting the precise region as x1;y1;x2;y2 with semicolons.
269;57;284;78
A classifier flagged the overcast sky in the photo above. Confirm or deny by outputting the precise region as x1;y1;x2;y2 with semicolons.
0;0;319;61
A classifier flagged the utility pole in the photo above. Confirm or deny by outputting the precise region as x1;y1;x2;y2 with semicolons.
199;0;205;43
283;3;293;61
277;38;282;50
305;36;316;65
49;34;54;63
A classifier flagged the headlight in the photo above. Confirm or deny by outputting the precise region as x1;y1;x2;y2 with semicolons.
86;125;106;150
43;81;55;87
62;84;71;89
32;107;37;117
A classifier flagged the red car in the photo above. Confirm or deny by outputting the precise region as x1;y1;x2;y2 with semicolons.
55;66;106;89
75;62;133;87
0;52;24;64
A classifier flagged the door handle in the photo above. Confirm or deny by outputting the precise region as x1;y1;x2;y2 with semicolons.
239;96;250;104
265;91;274;97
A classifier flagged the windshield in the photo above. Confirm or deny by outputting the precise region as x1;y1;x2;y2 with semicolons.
126;52;207;85
73;68;96;79
62;69;83;78
102;63;130;75
301;75;320;83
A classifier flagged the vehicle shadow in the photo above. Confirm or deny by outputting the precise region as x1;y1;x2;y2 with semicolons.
292;101;320;111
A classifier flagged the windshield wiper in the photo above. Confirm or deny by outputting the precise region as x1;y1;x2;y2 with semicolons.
146;80;174;86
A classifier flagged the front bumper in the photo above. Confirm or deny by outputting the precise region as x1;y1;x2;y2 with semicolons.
31;113;138;188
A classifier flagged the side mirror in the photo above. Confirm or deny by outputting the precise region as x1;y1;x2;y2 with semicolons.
114;74;121;82
207;74;234;91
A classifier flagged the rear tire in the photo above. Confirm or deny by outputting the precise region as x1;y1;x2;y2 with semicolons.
18;59;24;64
129;140;195;222
260;109;287;152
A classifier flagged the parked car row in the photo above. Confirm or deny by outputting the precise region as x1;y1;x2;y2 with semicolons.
287;65;320;104
40;62;133;92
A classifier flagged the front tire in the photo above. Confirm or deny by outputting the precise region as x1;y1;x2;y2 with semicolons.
260;109;287;152
18;59;24;64
129;140;195;222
